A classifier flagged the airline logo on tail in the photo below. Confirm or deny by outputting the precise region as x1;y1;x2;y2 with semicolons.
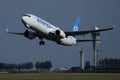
73;17;80;31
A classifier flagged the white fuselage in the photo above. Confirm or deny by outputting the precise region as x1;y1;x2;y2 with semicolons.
21;14;77;46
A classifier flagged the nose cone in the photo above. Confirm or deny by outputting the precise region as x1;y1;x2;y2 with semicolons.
21;16;26;22
21;15;29;24
21;16;27;27
21;16;25;23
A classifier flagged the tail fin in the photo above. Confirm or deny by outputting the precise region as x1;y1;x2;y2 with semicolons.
72;17;80;31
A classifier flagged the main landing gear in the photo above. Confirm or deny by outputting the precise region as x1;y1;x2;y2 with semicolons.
39;38;45;45
39;41;45;45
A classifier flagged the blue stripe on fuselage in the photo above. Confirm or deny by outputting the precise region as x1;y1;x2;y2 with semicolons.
37;17;51;28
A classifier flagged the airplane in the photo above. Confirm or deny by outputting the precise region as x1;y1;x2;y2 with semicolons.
5;14;114;46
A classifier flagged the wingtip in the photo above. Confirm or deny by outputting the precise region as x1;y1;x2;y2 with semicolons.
5;25;9;33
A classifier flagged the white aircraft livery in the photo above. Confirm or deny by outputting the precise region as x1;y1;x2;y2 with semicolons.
5;14;114;46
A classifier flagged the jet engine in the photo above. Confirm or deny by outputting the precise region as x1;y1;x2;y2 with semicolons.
60;36;77;46
55;29;66;38
24;30;36;40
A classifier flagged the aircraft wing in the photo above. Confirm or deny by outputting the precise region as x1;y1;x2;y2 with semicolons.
65;27;114;36
5;26;37;40
5;25;24;35
5;25;36;36
6;32;24;35
6;30;37;37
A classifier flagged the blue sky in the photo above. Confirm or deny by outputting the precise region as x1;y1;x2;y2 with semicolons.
0;0;120;68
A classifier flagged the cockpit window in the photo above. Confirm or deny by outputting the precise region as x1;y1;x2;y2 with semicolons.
23;14;31;17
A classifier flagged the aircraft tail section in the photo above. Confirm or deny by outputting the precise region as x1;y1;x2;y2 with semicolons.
72;17;80;32
72;17;80;39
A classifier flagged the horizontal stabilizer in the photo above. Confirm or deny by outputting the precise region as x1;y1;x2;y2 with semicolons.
77;39;100;42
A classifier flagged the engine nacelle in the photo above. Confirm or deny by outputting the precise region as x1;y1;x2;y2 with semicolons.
55;29;66;38
55;30;60;35
24;30;36;40
60;36;77;46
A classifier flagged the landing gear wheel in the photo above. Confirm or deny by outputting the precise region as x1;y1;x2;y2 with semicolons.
39;41;45;45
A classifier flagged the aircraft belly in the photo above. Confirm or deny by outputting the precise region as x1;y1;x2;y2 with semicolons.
36;31;57;42
46;34;58;42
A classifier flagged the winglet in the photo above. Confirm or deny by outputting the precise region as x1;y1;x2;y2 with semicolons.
72;17;80;31
5;25;9;33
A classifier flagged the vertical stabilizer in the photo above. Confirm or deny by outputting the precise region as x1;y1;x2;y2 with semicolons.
72;17;80;32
